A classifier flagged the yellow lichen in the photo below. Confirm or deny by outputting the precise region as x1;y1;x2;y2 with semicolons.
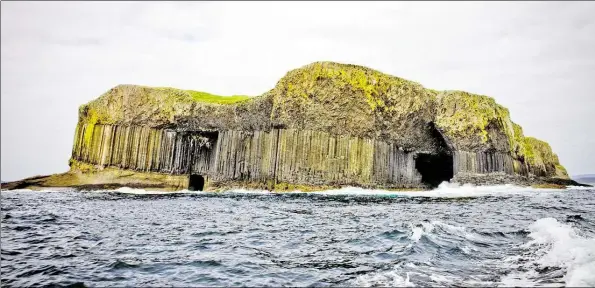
83;109;99;147
273;61;432;112
523;137;568;177
436;91;510;144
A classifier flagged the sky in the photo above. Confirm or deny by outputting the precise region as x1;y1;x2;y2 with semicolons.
1;1;594;181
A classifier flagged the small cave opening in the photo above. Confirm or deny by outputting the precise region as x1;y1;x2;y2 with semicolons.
415;153;454;188
188;174;205;191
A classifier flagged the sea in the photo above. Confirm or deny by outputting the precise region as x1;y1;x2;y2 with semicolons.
1;183;594;287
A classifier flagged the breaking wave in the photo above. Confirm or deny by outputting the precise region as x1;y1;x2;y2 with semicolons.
500;218;595;287
351;217;595;287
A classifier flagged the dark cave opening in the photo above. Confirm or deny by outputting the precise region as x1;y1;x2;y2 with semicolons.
415;122;454;188
415;153;454;188
188;174;205;191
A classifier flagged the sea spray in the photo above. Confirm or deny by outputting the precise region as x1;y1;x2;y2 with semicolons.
500;218;595;287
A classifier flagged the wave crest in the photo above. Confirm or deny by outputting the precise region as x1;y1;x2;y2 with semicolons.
500;217;595;287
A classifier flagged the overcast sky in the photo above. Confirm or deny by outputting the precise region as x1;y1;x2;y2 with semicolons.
2;1;594;181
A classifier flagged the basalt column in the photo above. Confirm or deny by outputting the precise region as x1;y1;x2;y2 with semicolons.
71;123;217;175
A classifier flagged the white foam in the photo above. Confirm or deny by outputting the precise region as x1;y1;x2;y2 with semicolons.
500;217;595;287
99;187;208;194
353;265;415;287
410;222;431;242
99;186;264;194
1;188;37;192
112;187;178;194
566;185;595;190
226;188;272;195
429;273;459;285
1;187;76;193
415;181;536;197
294;182;561;198
407;220;474;243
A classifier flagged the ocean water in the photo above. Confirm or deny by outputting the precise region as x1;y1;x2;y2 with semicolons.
1;183;594;287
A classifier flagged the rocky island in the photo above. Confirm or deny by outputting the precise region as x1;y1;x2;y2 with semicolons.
3;62;587;191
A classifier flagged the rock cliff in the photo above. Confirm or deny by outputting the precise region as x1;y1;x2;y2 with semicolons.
4;61;585;191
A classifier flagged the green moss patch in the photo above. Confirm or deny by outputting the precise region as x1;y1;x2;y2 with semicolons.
435;91;514;147
523;137;568;178
184;90;251;104
273;61;433;112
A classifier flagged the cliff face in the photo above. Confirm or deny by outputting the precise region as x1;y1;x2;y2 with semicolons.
13;61;576;191
523;137;569;178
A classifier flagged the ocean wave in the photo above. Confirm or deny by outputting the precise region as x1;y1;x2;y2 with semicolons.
353;221;489;286
3;185;593;287
500;217;595;287
352;264;415;287
408;221;469;243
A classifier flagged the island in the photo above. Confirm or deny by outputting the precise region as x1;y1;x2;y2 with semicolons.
3;62;588;191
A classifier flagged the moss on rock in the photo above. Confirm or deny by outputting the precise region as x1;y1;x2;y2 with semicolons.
511;123;527;159
523;137;568;178
78;84;272;132
72;61;569;182
435;90;517;153
268;61;439;152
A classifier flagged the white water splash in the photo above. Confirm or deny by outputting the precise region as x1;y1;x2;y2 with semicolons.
408;220;475;243
1;187;73;192
402;181;559;198
410;222;435;242
353;264;416;287
286;181;579;198
500;217;595;287
226;188;272;195
566;185;595;190
111;187;192;194
110;187;272;195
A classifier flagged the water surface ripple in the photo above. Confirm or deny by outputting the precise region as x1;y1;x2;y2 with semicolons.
2;184;594;287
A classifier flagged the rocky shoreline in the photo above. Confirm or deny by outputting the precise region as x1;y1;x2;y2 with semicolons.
451;172;589;188
2;170;589;192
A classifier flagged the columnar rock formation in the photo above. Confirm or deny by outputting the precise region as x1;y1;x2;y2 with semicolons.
71;124;425;188
64;61;571;190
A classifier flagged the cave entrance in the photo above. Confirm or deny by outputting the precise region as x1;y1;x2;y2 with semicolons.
415;153;454;188
415;122;455;188
188;174;205;191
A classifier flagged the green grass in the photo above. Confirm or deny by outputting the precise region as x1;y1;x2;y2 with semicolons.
185;90;251;104
150;86;252;105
